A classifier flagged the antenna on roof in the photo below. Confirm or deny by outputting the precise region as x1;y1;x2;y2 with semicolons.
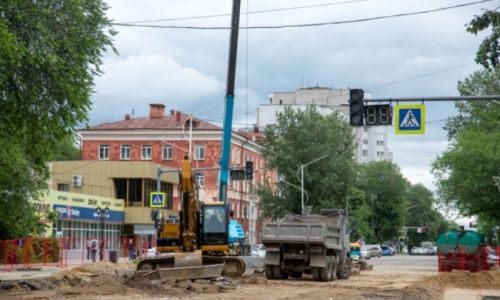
131;109;135;119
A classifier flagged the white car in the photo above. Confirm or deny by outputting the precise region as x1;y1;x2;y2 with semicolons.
146;247;157;257
411;247;425;255
251;244;266;257
360;245;370;259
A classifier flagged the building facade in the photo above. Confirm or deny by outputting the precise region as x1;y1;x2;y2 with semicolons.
78;104;274;244
48;160;179;253
257;87;393;163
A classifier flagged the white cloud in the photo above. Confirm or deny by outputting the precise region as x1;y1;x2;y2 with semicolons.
91;53;223;124
88;0;498;190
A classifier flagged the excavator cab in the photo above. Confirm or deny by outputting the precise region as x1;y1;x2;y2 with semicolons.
201;203;230;254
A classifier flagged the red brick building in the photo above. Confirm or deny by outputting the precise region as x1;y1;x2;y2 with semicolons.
79;103;275;244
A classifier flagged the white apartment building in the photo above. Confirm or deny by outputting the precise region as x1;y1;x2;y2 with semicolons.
256;87;392;163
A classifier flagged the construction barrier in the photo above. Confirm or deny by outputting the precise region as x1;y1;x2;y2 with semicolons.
0;237;66;271
1;235;160;271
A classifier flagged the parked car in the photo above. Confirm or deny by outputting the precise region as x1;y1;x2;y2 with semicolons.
360;245;370;259
411;247;425;255
367;245;382;257
424;246;437;255
381;245;396;256
251;244;266;257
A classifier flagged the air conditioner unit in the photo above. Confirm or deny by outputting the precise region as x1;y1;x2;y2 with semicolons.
72;175;83;187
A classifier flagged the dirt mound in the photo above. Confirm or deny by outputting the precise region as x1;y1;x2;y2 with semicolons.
0;262;240;299
400;270;500;300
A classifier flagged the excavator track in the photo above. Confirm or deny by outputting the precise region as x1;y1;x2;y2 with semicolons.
137;255;246;278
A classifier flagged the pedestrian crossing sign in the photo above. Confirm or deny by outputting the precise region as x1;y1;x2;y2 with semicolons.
395;104;425;134
150;192;166;208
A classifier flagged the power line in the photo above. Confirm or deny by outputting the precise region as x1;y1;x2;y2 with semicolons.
118;0;369;24
112;0;493;30
366;62;476;91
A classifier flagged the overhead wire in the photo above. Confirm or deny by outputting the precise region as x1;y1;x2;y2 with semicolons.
117;0;369;24
112;0;494;30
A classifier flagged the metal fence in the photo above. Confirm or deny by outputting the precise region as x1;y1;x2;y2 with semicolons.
0;235;157;270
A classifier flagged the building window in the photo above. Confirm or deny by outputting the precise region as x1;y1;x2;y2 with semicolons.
377;151;384;157
141;145;152;160
194;144;205;160
57;183;69;191
377;140;385;146
162;145;173;160
363;150;368;157
363;139;368;145
120;145;131;160
195;173;205;188
99;144;109;160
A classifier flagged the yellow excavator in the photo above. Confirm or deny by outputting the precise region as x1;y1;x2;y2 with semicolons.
136;0;245;280
136;157;246;279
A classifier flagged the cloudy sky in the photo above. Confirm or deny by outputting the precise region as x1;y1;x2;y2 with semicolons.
90;0;497;193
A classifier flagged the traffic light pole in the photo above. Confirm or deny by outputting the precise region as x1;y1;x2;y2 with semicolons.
364;95;500;103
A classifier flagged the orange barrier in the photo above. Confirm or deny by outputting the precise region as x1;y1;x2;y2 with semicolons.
1;237;66;270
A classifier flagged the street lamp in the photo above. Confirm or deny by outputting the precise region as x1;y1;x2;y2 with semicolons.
96;206;109;261
297;154;329;215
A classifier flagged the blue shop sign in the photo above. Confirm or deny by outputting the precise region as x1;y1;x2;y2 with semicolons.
53;205;124;222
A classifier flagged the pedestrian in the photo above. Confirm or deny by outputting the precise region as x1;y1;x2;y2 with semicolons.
90;238;98;262
128;239;135;261
86;239;91;260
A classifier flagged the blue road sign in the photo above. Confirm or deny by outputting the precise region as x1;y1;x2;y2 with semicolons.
150;192;166;208
395;104;425;134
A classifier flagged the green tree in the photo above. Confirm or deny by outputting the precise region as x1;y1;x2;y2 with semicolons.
48;135;81;161
347;187;373;242
0;1;114;239
467;9;500;69
432;67;500;230
257;106;356;219
355;161;408;243
404;184;449;250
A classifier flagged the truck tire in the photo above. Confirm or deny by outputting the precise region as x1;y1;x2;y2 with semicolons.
337;255;351;279
290;271;303;279
265;264;288;280
265;264;273;279
312;256;336;282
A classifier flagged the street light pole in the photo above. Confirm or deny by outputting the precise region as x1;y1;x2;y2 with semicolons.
96;206;109;261
298;154;329;215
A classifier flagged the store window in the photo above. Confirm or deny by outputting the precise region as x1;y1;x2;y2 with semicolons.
99;144;109;160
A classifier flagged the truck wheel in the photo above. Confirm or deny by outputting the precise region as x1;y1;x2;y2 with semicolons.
312;256;336;281
265;265;274;279
290;271;303;279
273;266;288;279
337;256;351;279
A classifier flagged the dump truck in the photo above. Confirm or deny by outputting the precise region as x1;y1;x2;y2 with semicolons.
262;209;351;281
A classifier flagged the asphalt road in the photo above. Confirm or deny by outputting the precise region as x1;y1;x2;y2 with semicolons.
241;253;439;274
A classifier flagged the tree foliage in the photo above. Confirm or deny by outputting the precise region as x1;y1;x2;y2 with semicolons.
466;9;500;69
404;184;449;250
0;1;114;239
432;67;500;226
257;106;356;219
355;161;408;243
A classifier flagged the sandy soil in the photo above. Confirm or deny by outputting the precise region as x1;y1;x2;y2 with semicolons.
0;260;499;300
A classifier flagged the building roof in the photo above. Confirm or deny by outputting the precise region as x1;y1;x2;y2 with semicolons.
83;111;221;131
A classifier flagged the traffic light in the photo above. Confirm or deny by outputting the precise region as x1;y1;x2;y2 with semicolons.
245;161;253;180
349;89;364;126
